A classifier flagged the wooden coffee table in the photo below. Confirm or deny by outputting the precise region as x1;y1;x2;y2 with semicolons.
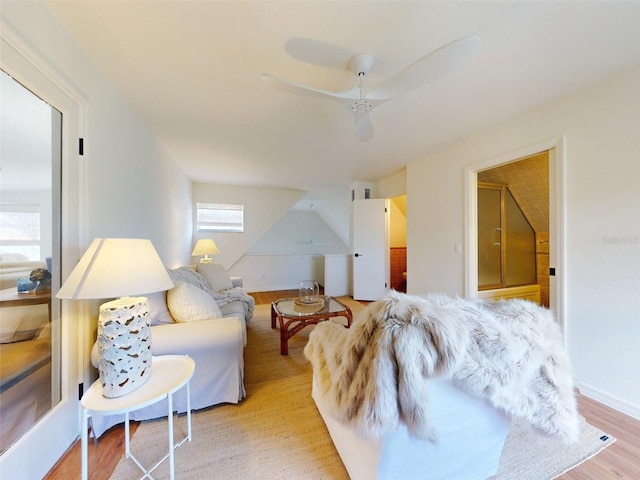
271;296;352;355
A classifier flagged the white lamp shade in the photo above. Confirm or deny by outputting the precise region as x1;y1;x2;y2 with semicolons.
56;238;174;299
191;238;220;257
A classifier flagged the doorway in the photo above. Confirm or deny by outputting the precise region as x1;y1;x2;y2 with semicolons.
389;195;407;293
465;139;565;326
477;152;548;305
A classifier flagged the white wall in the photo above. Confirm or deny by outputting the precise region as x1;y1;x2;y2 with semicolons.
192;183;350;291
389;196;407;248
376;168;407;199
244;210;349;291
250;210;349;255
191;182;305;269
234;253;325;292
292;186;352;247
2;2;193;269
407;66;640;416
85;110;192;267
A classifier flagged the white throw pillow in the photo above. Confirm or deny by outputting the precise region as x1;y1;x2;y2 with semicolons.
146;290;175;326
197;263;233;292
167;282;222;323
168;266;213;294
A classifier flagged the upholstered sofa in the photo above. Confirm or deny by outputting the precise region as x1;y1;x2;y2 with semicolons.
0;258;46;291
89;264;255;438
305;290;579;479
312;375;511;479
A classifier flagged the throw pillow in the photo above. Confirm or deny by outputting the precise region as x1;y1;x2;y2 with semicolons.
167;282;222;323
197;263;233;292
168;266;213;294
146;291;175;326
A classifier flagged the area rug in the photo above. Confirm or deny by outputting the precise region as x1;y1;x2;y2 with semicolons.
110;299;615;480
491;416;614;479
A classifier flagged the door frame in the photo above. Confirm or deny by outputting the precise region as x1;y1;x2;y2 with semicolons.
464;136;566;330
1;20;88;478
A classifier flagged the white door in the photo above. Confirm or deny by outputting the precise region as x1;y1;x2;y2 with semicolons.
1;35;83;479
352;199;389;300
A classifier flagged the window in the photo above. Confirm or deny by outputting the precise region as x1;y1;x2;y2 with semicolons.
197;202;244;232
0;203;41;260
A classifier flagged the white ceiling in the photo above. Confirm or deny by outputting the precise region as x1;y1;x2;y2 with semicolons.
43;1;640;192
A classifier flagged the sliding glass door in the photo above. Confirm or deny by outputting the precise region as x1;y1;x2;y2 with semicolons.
477;183;536;289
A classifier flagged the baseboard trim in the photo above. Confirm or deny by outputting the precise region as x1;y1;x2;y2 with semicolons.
577;382;640;421
246;284;307;293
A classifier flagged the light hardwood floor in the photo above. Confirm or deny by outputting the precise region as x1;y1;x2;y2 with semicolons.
45;291;640;479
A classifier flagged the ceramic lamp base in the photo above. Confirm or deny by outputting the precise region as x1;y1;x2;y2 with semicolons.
97;296;152;398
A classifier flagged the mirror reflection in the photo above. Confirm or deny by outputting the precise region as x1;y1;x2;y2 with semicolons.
0;69;61;454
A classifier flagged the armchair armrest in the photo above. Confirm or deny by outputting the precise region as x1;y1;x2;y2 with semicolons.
231;276;243;288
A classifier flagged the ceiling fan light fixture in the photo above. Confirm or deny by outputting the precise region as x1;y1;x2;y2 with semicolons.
351;99;373;113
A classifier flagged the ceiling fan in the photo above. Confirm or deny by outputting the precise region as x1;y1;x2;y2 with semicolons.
262;36;481;141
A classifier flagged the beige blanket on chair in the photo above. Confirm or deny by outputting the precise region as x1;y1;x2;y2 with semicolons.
304;290;579;444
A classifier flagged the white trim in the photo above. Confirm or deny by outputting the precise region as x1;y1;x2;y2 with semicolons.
464;168;478;298
549;138;567;330
0;18;89;106
577;382;640;421
464;136;566;329
1;17;89;478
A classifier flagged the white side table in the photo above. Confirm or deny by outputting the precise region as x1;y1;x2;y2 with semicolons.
81;355;195;480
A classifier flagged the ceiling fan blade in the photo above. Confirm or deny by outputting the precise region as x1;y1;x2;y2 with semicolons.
367;36;481;100
354;113;374;141
284;37;356;70
261;73;356;101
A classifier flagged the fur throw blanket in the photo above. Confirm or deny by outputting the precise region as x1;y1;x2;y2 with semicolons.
304;291;579;444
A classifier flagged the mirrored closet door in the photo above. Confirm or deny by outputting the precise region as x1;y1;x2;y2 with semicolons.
0;69;61;454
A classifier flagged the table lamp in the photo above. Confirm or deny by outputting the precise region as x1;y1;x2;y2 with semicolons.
57;238;173;398
191;238;220;264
